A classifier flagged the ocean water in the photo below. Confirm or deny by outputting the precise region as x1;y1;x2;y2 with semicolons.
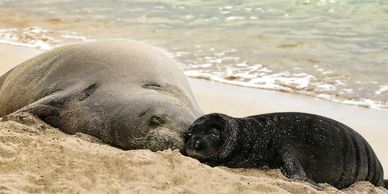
0;0;388;109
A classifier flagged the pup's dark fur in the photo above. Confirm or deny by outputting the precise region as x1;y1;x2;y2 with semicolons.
183;112;387;190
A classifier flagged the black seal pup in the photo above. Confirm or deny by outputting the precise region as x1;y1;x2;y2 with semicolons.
183;112;387;189
0;40;204;151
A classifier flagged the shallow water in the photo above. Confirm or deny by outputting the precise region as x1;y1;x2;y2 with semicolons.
0;0;388;109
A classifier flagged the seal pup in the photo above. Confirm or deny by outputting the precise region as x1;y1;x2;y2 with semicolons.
0;40;203;151
183;112;387;189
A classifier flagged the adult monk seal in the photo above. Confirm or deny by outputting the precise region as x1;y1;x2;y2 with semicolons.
0;40;203;151
183;112;388;189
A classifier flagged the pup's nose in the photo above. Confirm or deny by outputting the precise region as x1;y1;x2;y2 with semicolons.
194;140;200;149
188;138;201;150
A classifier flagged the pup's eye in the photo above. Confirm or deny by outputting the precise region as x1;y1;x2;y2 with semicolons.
150;115;164;125
187;132;193;137
210;128;220;138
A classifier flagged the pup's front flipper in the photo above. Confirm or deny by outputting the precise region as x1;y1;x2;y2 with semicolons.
280;149;323;191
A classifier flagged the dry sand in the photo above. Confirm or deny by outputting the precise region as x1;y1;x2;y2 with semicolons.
1;112;385;194
0;44;387;193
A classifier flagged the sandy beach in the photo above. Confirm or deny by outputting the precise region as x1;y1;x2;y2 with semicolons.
0;44;387;193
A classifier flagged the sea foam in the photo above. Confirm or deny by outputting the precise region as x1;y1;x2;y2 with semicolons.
0;27;92;50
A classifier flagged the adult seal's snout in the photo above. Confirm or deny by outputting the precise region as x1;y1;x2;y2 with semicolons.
0;40;204;151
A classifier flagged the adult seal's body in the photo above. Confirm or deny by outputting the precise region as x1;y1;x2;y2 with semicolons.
183;112;388;189
0;40;203;151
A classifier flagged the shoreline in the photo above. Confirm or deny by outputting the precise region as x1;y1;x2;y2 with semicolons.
1;43;387;179
0;44;42;75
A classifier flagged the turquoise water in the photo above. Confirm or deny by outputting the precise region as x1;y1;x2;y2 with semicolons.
1;0;388;109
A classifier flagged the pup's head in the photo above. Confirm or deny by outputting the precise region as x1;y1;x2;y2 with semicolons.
183;113;239;161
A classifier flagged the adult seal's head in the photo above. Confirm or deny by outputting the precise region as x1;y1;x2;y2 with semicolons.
183;113;238;161
0;40;204;151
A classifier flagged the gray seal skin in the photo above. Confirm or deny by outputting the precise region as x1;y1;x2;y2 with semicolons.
0;40;203;151
183;112;388;190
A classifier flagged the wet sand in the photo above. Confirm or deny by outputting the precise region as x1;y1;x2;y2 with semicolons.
0;44;387;193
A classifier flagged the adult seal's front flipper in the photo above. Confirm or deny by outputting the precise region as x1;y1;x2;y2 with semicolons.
2;90;72;127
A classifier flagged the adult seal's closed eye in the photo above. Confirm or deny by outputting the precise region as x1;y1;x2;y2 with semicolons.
0;40;203;151
183;112;388;190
